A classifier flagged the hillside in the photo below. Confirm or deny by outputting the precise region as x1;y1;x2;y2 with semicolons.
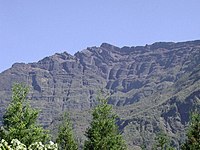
0;40;200;149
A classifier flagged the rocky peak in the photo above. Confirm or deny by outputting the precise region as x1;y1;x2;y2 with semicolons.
100;43;121;52
39;51;74;63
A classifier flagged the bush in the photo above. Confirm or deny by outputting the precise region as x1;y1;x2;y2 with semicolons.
0;139;58;150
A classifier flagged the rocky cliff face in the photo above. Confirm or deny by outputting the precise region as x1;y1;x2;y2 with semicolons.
0;40;200;149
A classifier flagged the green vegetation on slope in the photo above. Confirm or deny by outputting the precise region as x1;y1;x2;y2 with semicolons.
181;110;200;150
0;83;199;150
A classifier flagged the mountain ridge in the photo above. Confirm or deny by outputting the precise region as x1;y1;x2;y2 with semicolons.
0;40;200;149
4;39;200;70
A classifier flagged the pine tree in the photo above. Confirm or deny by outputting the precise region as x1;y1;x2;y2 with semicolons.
0;83;49;146
181;111;200;150
56;112;78;150
84;98;127;150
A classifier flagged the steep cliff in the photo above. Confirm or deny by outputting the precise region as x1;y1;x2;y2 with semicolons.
0;40;200;149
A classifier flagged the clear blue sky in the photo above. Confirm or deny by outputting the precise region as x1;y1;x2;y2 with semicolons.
0;0;200;72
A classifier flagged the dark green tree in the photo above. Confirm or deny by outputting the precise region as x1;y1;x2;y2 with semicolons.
84;98;127;150
0;83;49;146
56;112;78;150
152;131;175;150
181;111;200;150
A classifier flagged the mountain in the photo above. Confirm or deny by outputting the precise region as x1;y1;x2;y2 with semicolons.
0;40;200;149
